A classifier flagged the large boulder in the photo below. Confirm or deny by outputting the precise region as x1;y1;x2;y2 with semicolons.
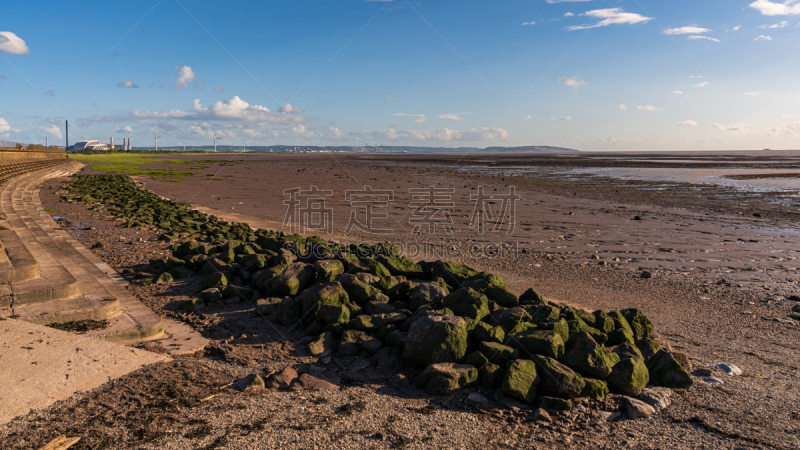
348;313;407;332
425;261;479;288
607;358;649;396
416;363;478;395
531;355;586;399
620;308;655;340
531;305;561;324
272;262;315;297
507;329;565;360
376;255;424;278
485;307;530;333
441;287;490;321
462;273;518;307
501;359;540;403
593;310;616;334
646;350;693;389
478;341;519;365
336;274;381;304
562;332;620;379
408;282;448;310
296;281;350;323
314;259;344;282
471;322;505;344
518;288;547;307
403;314;469;366
276;296;301;326
580;378;609;399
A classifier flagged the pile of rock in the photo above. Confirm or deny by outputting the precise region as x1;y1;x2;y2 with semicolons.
65;174;694;415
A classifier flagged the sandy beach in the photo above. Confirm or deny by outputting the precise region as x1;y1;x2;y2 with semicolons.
2;151;800;449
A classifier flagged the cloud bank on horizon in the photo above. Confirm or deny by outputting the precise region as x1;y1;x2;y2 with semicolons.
0;1;799;151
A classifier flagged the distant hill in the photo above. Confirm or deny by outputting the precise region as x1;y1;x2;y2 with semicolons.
142;145;579;153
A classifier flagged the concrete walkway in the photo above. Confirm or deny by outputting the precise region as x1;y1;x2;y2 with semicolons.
0;318;168;425
0;160;208;424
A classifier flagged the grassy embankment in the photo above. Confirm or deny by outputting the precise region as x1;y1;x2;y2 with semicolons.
68;152;235;182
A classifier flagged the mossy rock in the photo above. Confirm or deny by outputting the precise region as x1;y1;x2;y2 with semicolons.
168;265;194;280
485;307;530;333
441;287;490;321
201;272;227;289
502;359;540;403
636;338;662;362
376;255;424;278
580;378;609;399
180;298;204;310
296;281;350;322
620;308;655;340
607;358;649;396
531;305;561;324
532;355;586;399
562;332;620;379
464;350;489;367
307;331;336;357
198;287;222;304
272;262;315;297
377;275;405;292
611;342;644;361
462;273;518;307
518;288;547;307
508;329;565;360
408;282;449;311
403;314;469;366
276;296;301;326
336;274;381;304
416;363;478;396
606;328;635;346
471;321;505;344
646;350;693;389
540;396;573;411
479;341;520;365
537;318;569;343
425;260;480;288
479;362;504;388
593;310;616;334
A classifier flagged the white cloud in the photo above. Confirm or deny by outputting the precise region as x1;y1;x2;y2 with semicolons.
0;117;10;133
760;20;790;28
689;75;704;78
522;115;535;120
549;116;573;121
390;112;427;122
664;26;711;35
437;113;463;120
117;80;138;89
749;0;800;16
362;127;511;143
279;103;304;113
567;8;653;31
688;36;720;42
0;32;29;55
42;124;62;140
744;91;761;96
678;120;698;127
173;65;196;90
618;104;628;111
115;125;134;134
733;25;742;31
214;86;224;92
564;12;575;17
713;122;748;132
559;76;588;88
692;81;711;87
522;21;536;26
754;34;774;40
637;105;661;111
673;90;684;95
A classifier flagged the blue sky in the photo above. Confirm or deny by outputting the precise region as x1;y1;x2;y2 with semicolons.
1;0;799;150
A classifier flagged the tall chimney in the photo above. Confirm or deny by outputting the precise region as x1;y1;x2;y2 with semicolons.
65;120;69;150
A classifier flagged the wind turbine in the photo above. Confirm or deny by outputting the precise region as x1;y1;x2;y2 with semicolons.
152;132;162;151
212;130;222;153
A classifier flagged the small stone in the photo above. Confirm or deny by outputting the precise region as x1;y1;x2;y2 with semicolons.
711;363;742;376
297;373;338;390
639;387;672;411
605;411;623;422
703;377;724;385
532;408;552;422
623;397;656;419
792;304;800;313
466;392;488;405
233;374;264;392
266;367;298;389
640;271;652;279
